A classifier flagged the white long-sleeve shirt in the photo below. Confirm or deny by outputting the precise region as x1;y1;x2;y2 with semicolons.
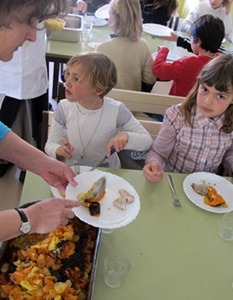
181;2;233;43
45;97;153;168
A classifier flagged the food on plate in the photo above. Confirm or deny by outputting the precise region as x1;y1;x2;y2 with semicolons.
113;197;127;211
44;18;66;31
113;189;135;210
0;218;98;300
191;182;227;208
77;177;106;216
119;189;135;203
58;189;66;198
191;183;209;196
204;186;227;208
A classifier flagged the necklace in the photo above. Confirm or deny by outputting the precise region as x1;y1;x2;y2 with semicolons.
76;102;104;160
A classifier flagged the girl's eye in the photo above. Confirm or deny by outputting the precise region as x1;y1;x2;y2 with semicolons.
217;94;225;100
200;85;208;93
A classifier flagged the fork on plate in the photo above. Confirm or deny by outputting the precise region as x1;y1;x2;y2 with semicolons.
167;174;182;207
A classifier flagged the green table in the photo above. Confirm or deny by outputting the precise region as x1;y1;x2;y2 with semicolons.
20;169;233;300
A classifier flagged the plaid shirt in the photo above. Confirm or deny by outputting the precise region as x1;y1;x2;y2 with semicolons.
147;104;233;174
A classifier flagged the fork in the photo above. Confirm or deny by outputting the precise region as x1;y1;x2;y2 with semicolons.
167;174;182;207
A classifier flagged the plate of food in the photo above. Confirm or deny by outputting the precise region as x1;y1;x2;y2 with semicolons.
183;172;233;213
66;170;140;229
95;4;109;19
143;23;172;37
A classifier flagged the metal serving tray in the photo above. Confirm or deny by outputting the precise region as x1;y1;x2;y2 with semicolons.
0;201;101;300
47;14;83;43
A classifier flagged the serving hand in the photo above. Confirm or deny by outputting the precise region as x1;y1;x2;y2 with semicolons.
143;160;164;183
106;132;129;156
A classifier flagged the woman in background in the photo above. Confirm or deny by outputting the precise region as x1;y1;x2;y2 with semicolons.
140;0;178;25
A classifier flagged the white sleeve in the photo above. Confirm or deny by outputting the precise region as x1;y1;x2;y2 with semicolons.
44;104;68;158
180;5;200;33
117;103;153;151
224;13;233;43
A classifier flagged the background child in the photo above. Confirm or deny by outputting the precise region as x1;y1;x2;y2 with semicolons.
97;0;156;92
143;54;233;183
181;0;233;43
45;52;153;168
139;0;178;25
152;14;224;97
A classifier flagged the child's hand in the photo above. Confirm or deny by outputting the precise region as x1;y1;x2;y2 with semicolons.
106;132;129;156
225;0;233;14
56;137;74;160
162;31;178;42
143;160;164;183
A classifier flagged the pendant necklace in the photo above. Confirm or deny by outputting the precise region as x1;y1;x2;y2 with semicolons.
76;102;104;160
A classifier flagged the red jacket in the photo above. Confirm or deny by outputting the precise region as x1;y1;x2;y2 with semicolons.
152;47;213;97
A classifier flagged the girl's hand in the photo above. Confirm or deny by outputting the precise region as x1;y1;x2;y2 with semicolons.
56;137;74;160
162;31;178;42
225;0;233;14
76;0;87;14
106;132;129;156
143;160;164;183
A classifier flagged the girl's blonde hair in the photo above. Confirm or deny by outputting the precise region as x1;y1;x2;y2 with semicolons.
66;52;117;98
180;54;233;133
110;0;143;42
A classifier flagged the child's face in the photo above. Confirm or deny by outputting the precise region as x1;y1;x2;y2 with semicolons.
64;63;97;103
207;0;224;9
197;83;233;118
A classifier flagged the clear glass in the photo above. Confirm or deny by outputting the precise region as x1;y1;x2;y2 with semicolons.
82;16;94;42
219;211;233;241
104;254;130;288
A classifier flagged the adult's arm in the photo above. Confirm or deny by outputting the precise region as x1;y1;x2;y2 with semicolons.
0;131;77;191
0;198;79;242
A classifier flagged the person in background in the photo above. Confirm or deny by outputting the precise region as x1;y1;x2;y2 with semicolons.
181;0;233;43
97;0;156;91
140;0;178;25
0;0;79;242
143;54;233;183
74;0;109;14
45;52;153;168
0;26;48;181
152;15;225;97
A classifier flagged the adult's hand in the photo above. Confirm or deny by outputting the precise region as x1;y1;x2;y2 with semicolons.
39;157;78;193
25;198;80;234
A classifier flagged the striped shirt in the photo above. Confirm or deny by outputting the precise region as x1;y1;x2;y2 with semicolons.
146;104;233;174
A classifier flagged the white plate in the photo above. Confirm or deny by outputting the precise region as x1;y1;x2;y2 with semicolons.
143;23;172;37
93;18;108;27
183;172;233;213
95;4;109;19
66;170;140;229
50;166;92;198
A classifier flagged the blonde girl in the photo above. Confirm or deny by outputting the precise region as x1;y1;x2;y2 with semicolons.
97;0;156;91
45;52;153;168
143;54;233;183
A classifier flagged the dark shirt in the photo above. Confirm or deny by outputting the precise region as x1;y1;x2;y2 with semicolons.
177;36;227;54
141;6;169;25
